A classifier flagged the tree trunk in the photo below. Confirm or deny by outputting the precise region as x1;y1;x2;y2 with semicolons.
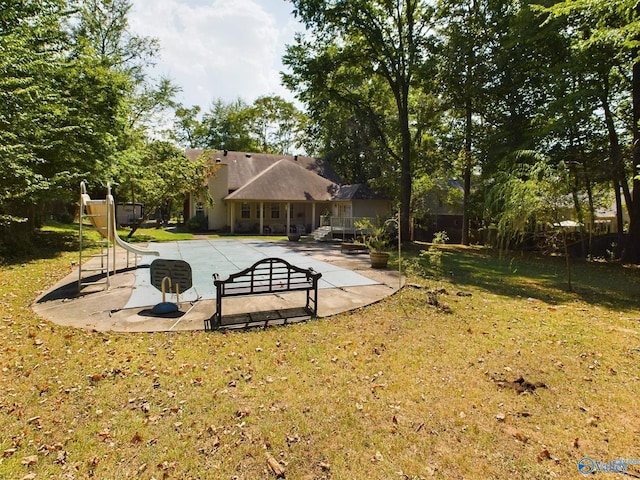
585;173;595;256
561;227;573;292
399;105;412;244
622;59;640;263
461;99;472;246
614;179;624;242
601;89;628;259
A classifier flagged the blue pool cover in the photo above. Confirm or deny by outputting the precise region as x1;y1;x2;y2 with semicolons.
125;239;378;308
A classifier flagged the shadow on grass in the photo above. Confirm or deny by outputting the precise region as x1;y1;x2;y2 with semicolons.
433;245;640;312
1;222;192;266
0;229;80;266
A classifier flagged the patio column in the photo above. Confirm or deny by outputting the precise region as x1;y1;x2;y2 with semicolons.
259;202;264;234
286;202;291;234
311;203;316;231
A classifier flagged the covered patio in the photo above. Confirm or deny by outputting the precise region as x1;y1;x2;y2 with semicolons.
224;158;335;234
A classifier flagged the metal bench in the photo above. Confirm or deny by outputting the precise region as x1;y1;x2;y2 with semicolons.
205;257;322;330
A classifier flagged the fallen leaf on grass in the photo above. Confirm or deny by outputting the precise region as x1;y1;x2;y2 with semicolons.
371;451;384;462
21;455;38;466
55;450;67;464
286;433;300;445
26;416;40;425
235;407;251;418
157;460;177;471
266;453;286;478
513;431;528;443
3;448;17;457
536;449;551;462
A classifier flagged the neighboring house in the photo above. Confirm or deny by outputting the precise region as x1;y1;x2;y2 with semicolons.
185;150;391;234
414;179;464;243
592;206;629;234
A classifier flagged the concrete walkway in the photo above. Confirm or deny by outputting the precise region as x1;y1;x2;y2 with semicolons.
33;239;404;332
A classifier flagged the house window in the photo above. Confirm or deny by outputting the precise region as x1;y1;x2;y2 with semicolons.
271;203;280;219
195;201;205;219
241;203;250;219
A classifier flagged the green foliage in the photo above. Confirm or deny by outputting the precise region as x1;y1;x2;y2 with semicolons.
401;231;451;308
285;0;439;241
487;156;569;244
355;217;392;252
249;95;306;154
0;0;69;213
0;0;167;248
411;175;463;222
111;141;213;222
179;96;307;154
186;215;208;233
172;105;206;148
420;230;449;279
200;98;258;152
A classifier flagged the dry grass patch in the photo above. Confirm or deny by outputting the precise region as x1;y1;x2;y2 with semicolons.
1;245;640;479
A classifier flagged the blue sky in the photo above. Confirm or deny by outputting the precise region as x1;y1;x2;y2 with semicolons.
129;0;303;110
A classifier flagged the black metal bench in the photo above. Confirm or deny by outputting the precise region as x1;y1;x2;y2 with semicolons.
205;257;322;330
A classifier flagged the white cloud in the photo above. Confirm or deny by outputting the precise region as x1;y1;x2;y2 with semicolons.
129;0;302;109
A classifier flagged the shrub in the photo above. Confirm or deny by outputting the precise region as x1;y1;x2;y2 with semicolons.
186;215;208;232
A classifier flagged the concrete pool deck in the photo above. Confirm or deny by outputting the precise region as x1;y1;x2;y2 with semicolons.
33;239;404;332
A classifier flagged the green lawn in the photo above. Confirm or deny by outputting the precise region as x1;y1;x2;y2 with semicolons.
1;229;639;479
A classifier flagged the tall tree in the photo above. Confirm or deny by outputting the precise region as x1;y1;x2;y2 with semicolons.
538;0;640;262
69;0;158;79
436;0;492;244
284;0;437;241
0;0;124;226
172;105;206;149
110;141;213;223
200;98;257;152
250;95;306;154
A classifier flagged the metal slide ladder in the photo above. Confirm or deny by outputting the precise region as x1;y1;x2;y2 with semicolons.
78;181;114;291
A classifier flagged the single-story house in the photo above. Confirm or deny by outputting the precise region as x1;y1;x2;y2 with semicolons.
185;150;392;234
413;178;465;243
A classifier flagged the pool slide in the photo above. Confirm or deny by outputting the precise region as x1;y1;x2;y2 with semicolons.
81;187;160;257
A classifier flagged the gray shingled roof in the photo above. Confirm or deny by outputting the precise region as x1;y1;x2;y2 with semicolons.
333;184;388;201
185;150;344;190
225;159;339;201
185;149;389;203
